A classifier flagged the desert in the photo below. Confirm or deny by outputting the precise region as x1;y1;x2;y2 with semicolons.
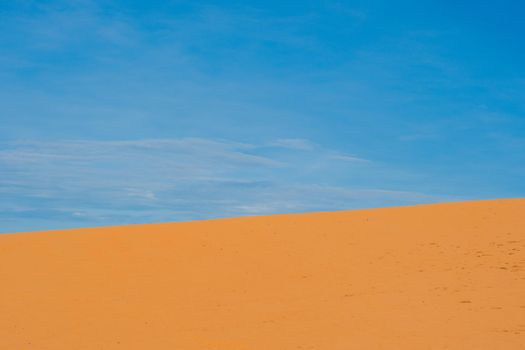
1;199;524;349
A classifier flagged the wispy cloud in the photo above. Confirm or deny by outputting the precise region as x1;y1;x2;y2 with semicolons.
329;154;370;163
268;138;314;150
0;137;455;233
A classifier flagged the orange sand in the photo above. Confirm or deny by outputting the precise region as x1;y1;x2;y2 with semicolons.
1;199;524;349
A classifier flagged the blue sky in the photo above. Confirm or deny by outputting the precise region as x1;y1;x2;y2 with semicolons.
1;0;524;233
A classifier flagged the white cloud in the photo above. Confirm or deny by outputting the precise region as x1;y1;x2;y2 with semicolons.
329;154;370;163
0;137;457;233
269;138;315;150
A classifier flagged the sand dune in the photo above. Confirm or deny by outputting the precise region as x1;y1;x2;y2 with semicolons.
1;199;524;349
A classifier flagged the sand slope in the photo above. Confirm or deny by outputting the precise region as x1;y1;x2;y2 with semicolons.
1;199;524;349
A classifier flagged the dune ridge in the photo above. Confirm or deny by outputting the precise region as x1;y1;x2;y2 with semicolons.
1;199;524;349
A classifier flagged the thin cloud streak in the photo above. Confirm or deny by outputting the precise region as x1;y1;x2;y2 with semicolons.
0;137;455;233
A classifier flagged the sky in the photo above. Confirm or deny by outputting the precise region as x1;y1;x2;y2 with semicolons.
1;0;524;233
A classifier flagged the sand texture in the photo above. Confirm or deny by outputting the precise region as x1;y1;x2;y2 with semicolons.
1;199;524;349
